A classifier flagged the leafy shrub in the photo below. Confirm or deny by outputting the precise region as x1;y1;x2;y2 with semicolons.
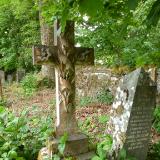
117;148;136;160
153;106;160;133
98;115;109;124
78;90;114;107
96;90;114;105
21;73;39;96
92;135;113;160
0;106;53;159
147;142;160;160
147;106;160;159
79;96;94;107
39;77;55;88
0;99;7;107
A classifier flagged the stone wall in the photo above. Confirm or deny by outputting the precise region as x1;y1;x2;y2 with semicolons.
75;67;160;106
75;66;121;98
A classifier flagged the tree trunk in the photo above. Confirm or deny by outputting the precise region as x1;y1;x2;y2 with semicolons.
39;0;55;80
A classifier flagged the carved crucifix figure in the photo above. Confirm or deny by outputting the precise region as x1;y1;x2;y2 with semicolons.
33;20;94;138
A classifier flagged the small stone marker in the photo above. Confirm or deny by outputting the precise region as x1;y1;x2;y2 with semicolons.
108;68;156;160
7;74;13;84
16;69;25;82
33;20;94;159
0;70;5;84
0;78;3;99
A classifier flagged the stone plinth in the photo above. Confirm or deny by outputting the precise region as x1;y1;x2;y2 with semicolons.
38;134;94;160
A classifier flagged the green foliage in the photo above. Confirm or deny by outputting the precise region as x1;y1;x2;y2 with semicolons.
1;0;160;72
92;135;113;160
43;133;69;160
118;148;136;160
147;141;160;160
153;106;160;133
79;96;94;107
98;115;109;124
146;0;160;27
0;0;40;72
0;106;53;159
21;73;39;96
39;77;55;89
79;90;114;107
58;133;68;155
78;0;104;17
96;90;114;105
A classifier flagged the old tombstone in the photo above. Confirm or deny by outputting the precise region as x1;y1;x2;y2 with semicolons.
33;20;94;159
0;78;3;99
7;74;13;84
41;65;55;80
16;69;25;82
0;70;5;84
108;68;156;160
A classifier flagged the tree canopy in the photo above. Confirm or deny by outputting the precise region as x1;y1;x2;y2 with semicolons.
0;0;160;73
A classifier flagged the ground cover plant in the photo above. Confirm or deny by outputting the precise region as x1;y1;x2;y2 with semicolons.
0;105;53;160
1;81;160;159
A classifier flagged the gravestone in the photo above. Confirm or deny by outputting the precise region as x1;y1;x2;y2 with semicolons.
0;78;2;99
16;69;25;82
33;20;94;160
7;74;13;84
108;68;156;160
41;65;55;80
0;70;5;84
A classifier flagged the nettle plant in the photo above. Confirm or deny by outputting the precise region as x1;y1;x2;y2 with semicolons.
0;106;53;160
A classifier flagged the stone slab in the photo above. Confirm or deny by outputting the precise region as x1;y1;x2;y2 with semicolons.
38;148;95;160
75;151;95;160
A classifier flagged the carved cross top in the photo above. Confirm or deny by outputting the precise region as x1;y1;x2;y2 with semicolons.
32;20;94;137
33;21;94;66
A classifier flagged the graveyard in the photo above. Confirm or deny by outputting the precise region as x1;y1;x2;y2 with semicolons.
0;0;160;160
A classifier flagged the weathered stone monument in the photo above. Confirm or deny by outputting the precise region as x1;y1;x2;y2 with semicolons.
0;70;5;84
0;78;2;99
16;69;25;82
108;68;156;160
7;74;13;84
33;20;94;159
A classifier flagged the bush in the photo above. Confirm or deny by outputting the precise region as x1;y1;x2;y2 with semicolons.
153;106;160;133
79;96;94;107
21;73;39;96
147;142;160;160
96;90;114;105
0;106;53;159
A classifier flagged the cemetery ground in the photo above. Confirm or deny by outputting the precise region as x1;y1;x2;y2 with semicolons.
0;73;160;160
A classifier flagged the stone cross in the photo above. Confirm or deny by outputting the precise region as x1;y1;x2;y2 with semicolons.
33;20;94;137
108;68;156;160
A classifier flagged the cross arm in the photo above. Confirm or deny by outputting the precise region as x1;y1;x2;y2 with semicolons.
75;47;94;65
32;45;58;65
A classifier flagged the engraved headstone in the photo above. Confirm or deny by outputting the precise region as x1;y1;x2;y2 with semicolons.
108;68;156;160
0;70;5;84
16;69;25;82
